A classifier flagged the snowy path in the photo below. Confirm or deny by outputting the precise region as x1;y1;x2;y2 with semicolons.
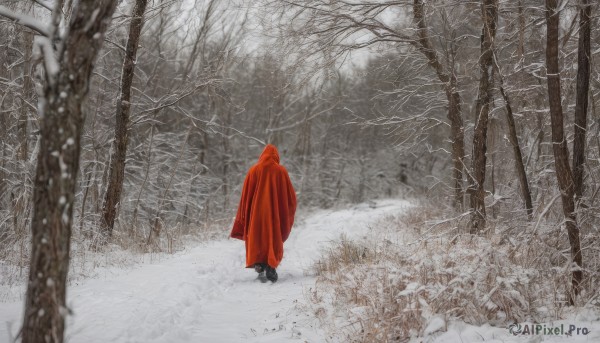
0;199;411;343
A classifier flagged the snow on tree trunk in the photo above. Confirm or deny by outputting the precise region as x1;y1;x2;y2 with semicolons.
20;1;119;342
544;0;583;304
469;0;497;233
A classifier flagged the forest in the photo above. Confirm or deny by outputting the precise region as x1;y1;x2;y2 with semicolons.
0;0;599;342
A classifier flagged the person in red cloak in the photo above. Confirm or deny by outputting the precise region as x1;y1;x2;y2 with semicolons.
230;144;297;282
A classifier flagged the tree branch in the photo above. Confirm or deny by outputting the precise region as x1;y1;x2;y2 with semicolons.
0;5;50;37
31;0;53;11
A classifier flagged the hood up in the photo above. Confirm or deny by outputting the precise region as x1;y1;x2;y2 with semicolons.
258;144;280;164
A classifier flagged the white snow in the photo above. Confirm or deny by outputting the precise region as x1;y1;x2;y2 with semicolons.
35;36;59;83
0;5;51;37
424;316;446;336
0;199;411;343
61;212;69;225
2;199;599;342
433;312;600;343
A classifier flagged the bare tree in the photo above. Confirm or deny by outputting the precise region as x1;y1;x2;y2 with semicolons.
17;25;33;162
545;0;583;303
572;0;592;202
469;0;497;232
269;0;468;209
493;54;533;218
101;0;150;237
0;2;597;336
0;0;120;341
413;0;466;210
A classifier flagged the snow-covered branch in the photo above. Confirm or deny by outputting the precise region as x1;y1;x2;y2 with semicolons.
32;0;54;11
0;5;51;37
34;36;60;85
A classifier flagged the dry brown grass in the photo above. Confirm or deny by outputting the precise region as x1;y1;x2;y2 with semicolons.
310;204;600;342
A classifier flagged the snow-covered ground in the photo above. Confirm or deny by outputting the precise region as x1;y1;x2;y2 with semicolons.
0;199;411;343
4;199;598;343
434;314;600;343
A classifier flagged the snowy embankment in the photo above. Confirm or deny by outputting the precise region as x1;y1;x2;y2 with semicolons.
310;204;600;343
0;199;411;343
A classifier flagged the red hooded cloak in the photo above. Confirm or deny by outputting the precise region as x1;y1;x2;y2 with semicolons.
230;144;297;269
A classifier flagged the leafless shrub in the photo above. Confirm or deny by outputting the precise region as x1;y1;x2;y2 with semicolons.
311;205;600;342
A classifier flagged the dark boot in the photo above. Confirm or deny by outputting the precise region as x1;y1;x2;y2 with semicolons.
254;263;265;274
265;265;278;282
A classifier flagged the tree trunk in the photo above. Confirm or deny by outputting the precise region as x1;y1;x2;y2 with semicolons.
517;0;525;60
18;29;33;162
545;0;583;304
443;83;465;210
19;1;118;342
101;0;149;237
413;0;465;210
572;0;591;202
470;0;498;233
14;26;35;237
494;60;534;218
222;107;232;211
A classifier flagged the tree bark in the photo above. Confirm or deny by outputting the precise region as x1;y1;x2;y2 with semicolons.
14;26;35;237
413;0;465;210
572;0;591;202
517;0;525;60
101;0;149;237
494;60;534;218
470;0;498;233
18;29;33;162
19;1;119;342
545;0;583;303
